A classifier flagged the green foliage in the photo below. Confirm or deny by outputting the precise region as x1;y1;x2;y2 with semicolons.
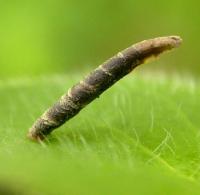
0;0;199;77
1;73;200;194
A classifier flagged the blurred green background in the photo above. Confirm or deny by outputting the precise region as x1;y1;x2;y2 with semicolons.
0;0;199;77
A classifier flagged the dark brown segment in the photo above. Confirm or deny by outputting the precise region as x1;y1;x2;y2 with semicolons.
70;68;116;105
101;51;139;81
84;68;114;88
70;82;97;106
46;99;81;124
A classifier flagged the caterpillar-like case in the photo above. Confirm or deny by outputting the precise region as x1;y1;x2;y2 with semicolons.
28;36;182;141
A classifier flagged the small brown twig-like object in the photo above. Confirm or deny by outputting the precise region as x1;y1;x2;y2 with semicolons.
28;36;182;141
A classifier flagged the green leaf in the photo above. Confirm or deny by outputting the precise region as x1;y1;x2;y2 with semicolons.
1;73;200;195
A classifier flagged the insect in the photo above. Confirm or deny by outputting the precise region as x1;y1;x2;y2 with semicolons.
28;36;182;141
